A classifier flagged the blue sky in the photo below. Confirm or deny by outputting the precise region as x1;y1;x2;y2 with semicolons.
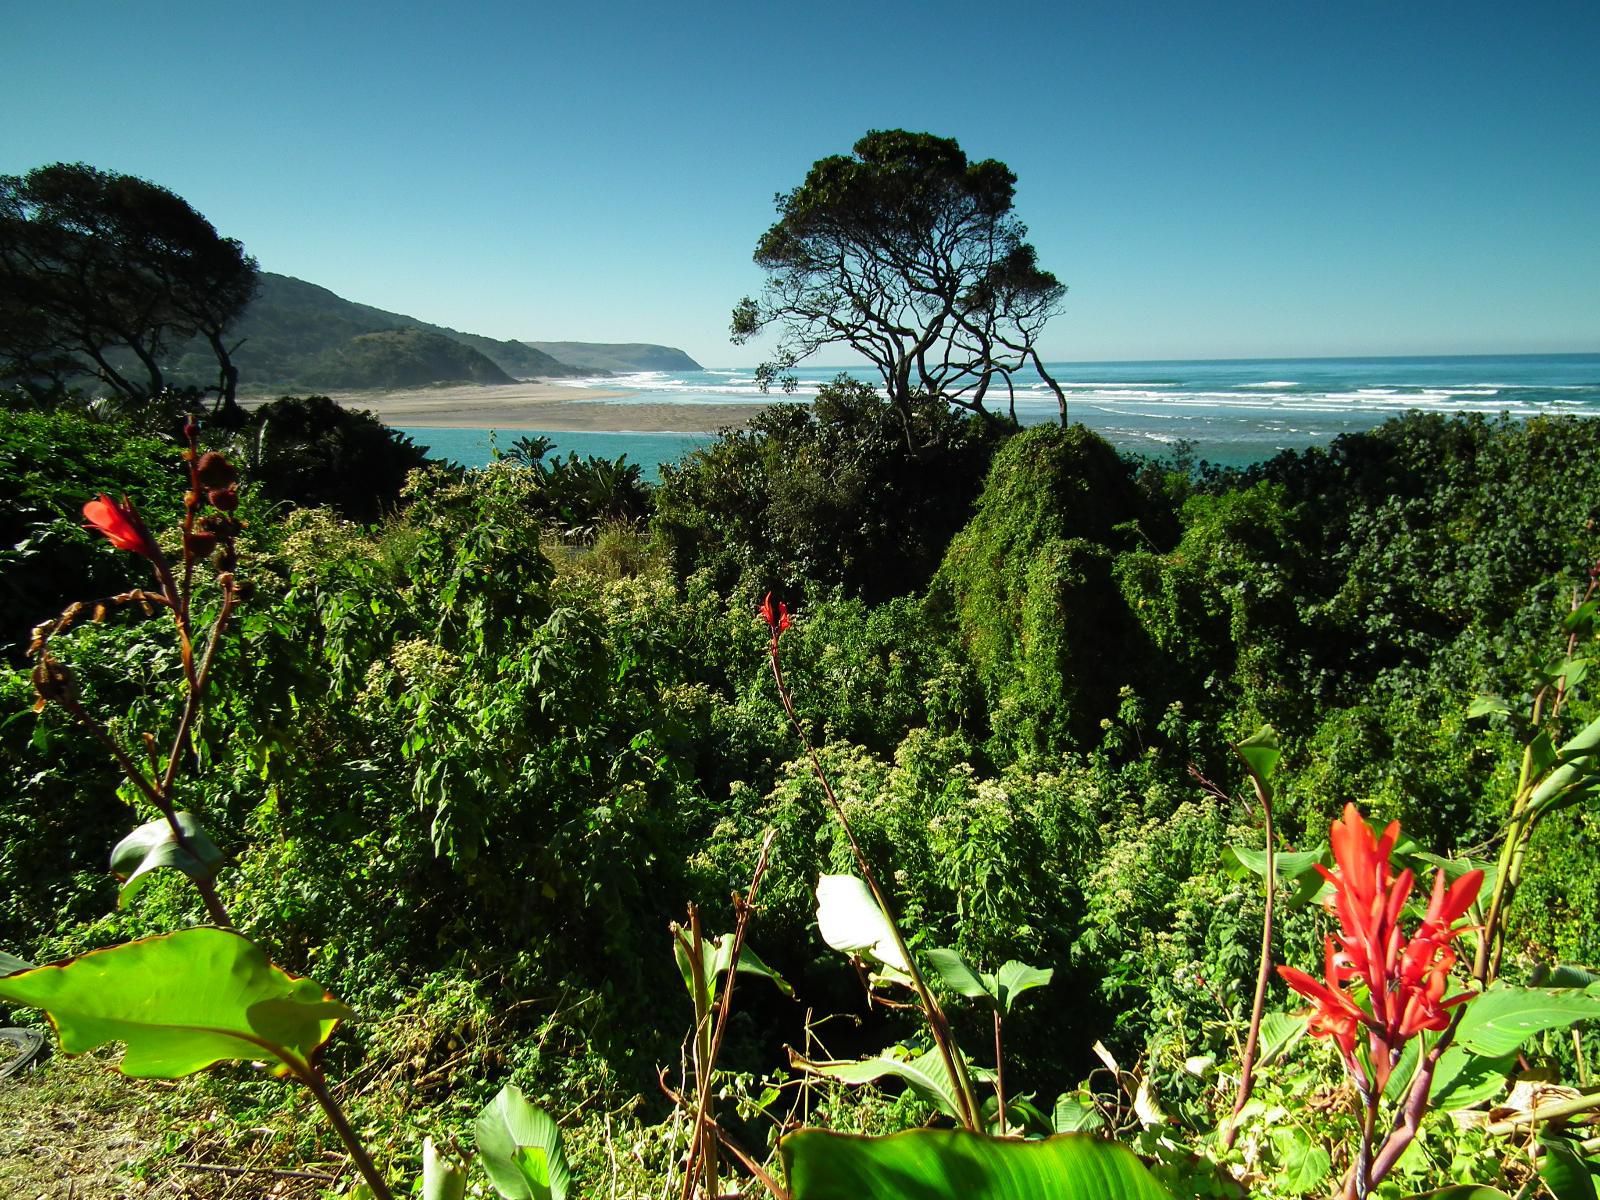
6;0;1597;366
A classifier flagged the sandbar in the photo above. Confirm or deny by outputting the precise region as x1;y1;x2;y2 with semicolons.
311;380;769;433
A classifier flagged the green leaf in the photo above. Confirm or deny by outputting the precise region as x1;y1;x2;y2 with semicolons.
709;933;794;996
474;1084;571;1200
1256;1011;1309;1068
1222;844;1325;883
1052;1092;1106;1133
789;1046;964;1123
1454;982;1600;1057
1539;1135;1599;1200
1405;1189;1513;1200
1270;1126;1332;1194
0;928;349;1078
423;1136;468;1200
815;874;910;976
1429;1046;1515;1110
0;950;32;978
1531;964;1600;989
1529;715;1600;816
109;813;224;907
780;1129;1174;1200
674;932;794;1011
1235;726;1280;786
927;948;994;1002
1564;599;1599;634
1468;694;1512;719
993;961;1053;1014
1530;730;1561;776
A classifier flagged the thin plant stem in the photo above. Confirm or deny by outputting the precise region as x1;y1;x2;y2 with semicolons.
993;1011;1007;1137
767;644;982;1130
295;1063;395;1200
1222;771;1275;1149
680;829;777;1198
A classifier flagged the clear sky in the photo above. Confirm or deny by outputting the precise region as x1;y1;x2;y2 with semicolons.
6;0;1597;366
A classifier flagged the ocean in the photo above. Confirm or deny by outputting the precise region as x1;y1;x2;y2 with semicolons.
399;353;1600;477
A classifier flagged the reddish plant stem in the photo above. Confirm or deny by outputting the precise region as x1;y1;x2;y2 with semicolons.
767;644;981;1131
1222;772;1276;1149
295;1064;395;1200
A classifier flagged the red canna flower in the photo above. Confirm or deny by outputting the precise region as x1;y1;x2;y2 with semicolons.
82;494;160;560
1278;803;1482;1092
760;592;791;643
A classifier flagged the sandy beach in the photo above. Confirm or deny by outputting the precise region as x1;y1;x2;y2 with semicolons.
317;380;768;433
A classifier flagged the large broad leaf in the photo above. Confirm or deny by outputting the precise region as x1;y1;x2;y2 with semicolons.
1539;1136;1599;1200
1222;844;1326;884
0;950;32;978
1235;726;1280;786
1530;714;1600;815
1256;1011;1309;1068
1429;1046;1515;1110
993;961;1053;1013
780;1129;1174;1200
1052;1092;1106;1133
673;932;793;1011
815;875;910;975
475;1084;571;1200
1453;983;1600;1057
423;1136;468;1200
109;812;224;907
927;948;992;1001
789;1046;964;1122
1405;1190;1512;1200
0;927;349;1078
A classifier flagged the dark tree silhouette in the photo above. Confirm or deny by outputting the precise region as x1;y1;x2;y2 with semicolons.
0;163;259;413
731;130;1069;429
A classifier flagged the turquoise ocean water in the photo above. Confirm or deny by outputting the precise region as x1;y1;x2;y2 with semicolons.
399;353;1600;476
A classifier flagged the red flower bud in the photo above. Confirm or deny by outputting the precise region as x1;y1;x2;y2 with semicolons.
194;451;238;489
82;494;159;559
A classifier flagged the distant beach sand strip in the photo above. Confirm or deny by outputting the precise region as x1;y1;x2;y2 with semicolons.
323;381;768;433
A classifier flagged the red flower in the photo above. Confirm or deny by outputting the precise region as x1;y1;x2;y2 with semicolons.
760;592;792;641
82;494;159;559
1278;804;1482;1091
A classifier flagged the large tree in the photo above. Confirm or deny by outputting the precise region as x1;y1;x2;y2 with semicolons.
0;163;259;412
731;130;1069;429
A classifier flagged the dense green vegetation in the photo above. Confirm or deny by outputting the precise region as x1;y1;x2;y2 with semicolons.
1;392;1597;1197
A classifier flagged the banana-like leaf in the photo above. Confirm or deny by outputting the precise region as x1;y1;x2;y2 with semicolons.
1052;1092;1106;1133
927;947;992;1000
780;1129;1174;1200
673;932;794;1010
109;812;224;907
1529;714;1600;816
1256;1011;1309;1068
789;1046;963;1122
1454;982;1600;1057
1429;1046;1516;1110
993;961;1053;1013
815;874;910;976
1539;1135;1599;1200
0;950;32;977
423;1136;469;1200
475;1084;571;1200
0;927;349;1078
1235;726;1280;785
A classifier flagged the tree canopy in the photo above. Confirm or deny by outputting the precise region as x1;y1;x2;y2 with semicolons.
0;162;259;411
731;130;1069;428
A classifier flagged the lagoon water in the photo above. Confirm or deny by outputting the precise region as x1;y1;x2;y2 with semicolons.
401;353;1600;476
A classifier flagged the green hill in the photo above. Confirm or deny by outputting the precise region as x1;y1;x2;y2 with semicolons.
171;273;582;392
300;328;515;390
523;341;702;373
